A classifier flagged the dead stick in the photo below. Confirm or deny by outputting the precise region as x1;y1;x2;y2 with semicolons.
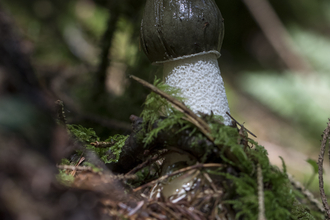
318;119;330;218
133;163;223;192
226;112;257;138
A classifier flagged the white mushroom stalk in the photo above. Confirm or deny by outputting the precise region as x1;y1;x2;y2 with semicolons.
162;52;231;125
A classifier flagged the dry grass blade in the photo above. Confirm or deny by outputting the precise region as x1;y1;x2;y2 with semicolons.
133;163;223;192
129;75;213;142
318;119;330;218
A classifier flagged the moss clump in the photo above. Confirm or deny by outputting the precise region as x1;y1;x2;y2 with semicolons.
56;169;75;186
67;124;128;164
67;124;99;144
102;134;129;163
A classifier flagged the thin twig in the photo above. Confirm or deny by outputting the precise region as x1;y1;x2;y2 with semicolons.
148;211;167;219
226;112;257;138
57;165;137;180
108;174;137;180
125;150;168;176
288;174;324;213
203;172;218;193
238;123;250;150
318;119;330;218
130;75;213;141
71;157;85;176
257;163;266;220
91;141;115;148
57;165;93;171
133;163;223;192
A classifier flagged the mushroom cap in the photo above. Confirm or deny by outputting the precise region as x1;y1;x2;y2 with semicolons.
140;0;224;64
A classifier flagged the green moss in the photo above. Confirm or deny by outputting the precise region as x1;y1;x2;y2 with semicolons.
59;158;71;165
291;202;316;220
56;158;75;186
67;124;100;143
103;134;129;163
56;170;75;186
67;124;128;164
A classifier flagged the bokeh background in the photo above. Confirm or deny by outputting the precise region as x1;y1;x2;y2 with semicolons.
2;0;330;193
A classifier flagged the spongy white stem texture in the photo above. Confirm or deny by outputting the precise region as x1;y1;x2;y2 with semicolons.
163;53;231;125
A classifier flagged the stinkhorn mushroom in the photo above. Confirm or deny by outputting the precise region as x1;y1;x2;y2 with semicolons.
140;0;231;200
140;0;231;125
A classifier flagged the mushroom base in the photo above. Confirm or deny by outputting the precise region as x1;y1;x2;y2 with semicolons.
163;53;231;125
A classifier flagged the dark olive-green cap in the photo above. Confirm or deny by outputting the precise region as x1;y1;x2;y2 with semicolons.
140;0;224;64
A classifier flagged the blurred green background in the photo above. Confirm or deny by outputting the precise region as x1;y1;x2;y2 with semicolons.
2;0;330;193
